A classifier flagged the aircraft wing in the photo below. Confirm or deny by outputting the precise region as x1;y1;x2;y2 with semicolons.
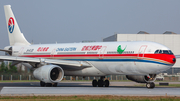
0;55;91;70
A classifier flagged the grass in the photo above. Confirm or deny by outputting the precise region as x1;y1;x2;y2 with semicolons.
155;80;180;82
0;95;180;101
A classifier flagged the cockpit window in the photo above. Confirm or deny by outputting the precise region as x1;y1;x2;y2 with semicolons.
154;50;159;53
169;50;173;54
163;50;169;54
159;50;162;53
154;50;173;54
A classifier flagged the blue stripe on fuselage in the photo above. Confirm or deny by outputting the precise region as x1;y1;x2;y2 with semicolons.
63;59;172;66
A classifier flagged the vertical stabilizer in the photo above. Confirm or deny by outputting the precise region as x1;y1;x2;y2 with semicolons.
4;5;30;46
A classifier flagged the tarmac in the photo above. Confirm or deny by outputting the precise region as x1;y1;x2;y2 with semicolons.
0;81;180;96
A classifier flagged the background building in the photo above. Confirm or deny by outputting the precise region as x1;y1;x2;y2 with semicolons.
103;31;180;74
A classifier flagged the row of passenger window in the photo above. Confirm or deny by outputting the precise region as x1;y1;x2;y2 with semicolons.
107;51;134;54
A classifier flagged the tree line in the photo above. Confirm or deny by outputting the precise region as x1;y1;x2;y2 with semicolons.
0;61;17;74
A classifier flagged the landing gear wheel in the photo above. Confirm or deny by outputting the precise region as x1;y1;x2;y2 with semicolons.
46;83;52;87
151;82;155;88
98;79;103;87
105;80;109;87
92;76;110;87
40;81;45;87
53;83;58;87
92;79;98;87
146;82;155;89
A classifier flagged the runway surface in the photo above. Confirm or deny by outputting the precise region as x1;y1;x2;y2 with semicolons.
0;81;180;96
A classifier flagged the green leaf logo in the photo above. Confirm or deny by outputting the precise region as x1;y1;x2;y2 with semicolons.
117;45;127;54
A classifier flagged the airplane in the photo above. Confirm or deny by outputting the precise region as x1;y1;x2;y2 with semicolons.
0;5;176;89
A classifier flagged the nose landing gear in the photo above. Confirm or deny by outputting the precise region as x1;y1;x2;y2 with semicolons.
146;82;155;89
92;76;110;87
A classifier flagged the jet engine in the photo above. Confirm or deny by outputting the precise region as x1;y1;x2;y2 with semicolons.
33;65;64;83
126;74;156;83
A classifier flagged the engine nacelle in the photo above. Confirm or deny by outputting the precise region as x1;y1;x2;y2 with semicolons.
33;65;64;83
126;74;156;83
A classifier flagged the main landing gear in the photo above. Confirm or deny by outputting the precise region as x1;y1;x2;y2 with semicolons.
40;81;58;87
92;76;109;87
146;82;155;89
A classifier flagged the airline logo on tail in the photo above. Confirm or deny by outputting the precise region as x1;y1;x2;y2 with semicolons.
8;17;15;33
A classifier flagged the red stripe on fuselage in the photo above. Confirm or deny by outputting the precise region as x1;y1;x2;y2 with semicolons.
21;53;176;64
144;54;175;64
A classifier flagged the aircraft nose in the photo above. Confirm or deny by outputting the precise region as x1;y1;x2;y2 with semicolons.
172;58;176;63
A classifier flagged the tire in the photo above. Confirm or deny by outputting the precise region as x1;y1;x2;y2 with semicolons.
92;79;98;87
98;79;103;87
151;82;155;88
105;80;109;87
40;81;45;87
146;82;155;89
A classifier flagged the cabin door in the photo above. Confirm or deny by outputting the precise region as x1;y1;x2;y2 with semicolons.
51;48;56;59
18;47;24;56
99;46;107;59
138;45;147;59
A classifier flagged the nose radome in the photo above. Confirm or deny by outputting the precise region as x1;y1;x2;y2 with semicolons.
172;58;176;63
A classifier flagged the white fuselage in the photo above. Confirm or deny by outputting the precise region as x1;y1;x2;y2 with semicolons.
9;41;176;76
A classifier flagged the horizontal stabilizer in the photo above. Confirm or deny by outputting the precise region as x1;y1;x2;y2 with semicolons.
0;49;12;52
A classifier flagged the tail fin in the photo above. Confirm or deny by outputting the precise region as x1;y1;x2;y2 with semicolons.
4;5;30;46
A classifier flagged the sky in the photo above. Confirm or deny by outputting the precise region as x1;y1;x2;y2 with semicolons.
0;0;180;52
